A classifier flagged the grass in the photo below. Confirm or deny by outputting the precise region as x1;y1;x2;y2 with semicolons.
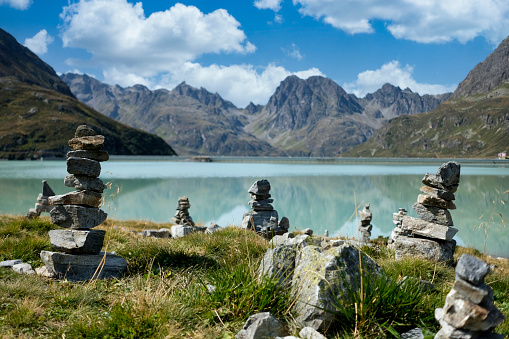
0;215;508;338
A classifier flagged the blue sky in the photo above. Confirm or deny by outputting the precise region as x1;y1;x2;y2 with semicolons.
0;0;506;107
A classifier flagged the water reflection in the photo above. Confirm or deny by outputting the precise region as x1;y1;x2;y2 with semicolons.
0;160;507;258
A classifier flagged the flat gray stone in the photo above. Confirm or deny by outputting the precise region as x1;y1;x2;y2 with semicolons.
67;157;101;177
413;202;453;226
49;229;105;254
35;266;55;278
67;150;109;162
40;250;127;281
453;276;492;304
456;254;490;286
50;205;107;229
420;185;455;201
0;259;23;268
417;194;456;210
12;263;35;275
400;328;424;339
141;228;171;238
49;190;102;208
64;174;106;193
401;216;458;241
68;135;105;151
241;210;278;231
170;225;194;238
299;326;327;339
390;235;455;263
235;312;286;339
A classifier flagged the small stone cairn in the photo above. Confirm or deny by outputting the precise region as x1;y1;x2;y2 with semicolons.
358;203;373;243
27;180;56;218
40;125;127;281
434;254;505;338
171;196;195;226
389;162;460;263
240;179;288;238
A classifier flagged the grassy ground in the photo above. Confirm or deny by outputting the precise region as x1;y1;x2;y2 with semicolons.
0;215;507;338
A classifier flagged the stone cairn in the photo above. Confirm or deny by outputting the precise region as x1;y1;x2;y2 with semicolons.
40;125;127;281
434;254;505;338
389;161;460;263
26;180;56;219
240;179;288;238
171;196;195;226
358;203;373;243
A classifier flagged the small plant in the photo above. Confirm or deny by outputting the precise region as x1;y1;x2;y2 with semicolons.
474;189;507;255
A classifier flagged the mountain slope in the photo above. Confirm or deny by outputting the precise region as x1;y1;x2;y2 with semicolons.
343;85;509;158
61;73;279;156
0;28;176;159
452;36;509;98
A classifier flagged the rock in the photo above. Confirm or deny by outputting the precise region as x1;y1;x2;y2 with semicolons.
248;179;271;195
170;225;194;238
74;125;97;137
0;259;23;268
140;228;171;238
49;190;102;207
235;312;286;339
68;135;105;151
278;217;290;230
66;157;101;177
40;250;127;281
12;263;35;275
299;326;327;339
49;229;106;254
455;254;490;286
400;216;458;241
302;228;313;235
259;235;381;330
206;223;222;234
436;161;461;187
420;186;455;201
171;196;195;226
391;235;455;263
417;194;456;210
452;277;491;304
413;202;453;226
64;174;106;193
67;150;109;162
269;232;295;247
35;266;55;278
50;205;108;229
400;328;424;339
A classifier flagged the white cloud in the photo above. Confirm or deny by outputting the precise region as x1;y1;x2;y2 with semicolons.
343;61;456;97
282;43;303;60
274;13;283;24
24;29;54;55
0;0;31;10
293;0;509;45
254;0;283;11
60;0;256;77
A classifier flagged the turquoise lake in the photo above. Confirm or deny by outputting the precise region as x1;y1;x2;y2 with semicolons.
1;157;508;258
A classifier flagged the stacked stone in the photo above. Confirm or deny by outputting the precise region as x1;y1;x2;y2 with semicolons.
358;203;373;243
435;254;505;339
171;196;195;226
40;125;126;281
240;179;288;238
27;180;56;218
389;162;460;263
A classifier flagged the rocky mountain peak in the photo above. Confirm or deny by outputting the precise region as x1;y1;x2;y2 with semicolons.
172;81;234;110
452;35;509;98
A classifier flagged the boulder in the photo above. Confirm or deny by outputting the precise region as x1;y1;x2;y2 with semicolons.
0;259;23;268
40;250;127;281
64;174;106;193
436;161;461;187
391;235;455;263
400;216;458;241
12;263;35;275
66;157;101;177
49;190;102;207
299;326;328;339
49;229;106;254
35;266;55;278
259;235;381;330
235;312;286;339
50;205;107;229
170;225;194;238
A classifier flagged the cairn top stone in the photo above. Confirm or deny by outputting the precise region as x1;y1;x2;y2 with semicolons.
75;125;97;138
436;161;461;187
456;254;490;286
248;179;271;195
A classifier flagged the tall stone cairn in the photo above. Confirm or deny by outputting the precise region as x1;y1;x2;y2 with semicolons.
358;203;373;243
434;254;505;338
388;161;460;263
171;196;195;226
240;179;288;238
40;125;127;281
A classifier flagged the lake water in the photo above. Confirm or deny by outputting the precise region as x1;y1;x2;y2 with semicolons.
1;157;508;258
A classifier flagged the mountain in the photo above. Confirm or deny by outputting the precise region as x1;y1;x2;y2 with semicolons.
344;36;509;159
63;73;449;157
61;73;279;156
0;28;176;159
452;36;509;98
